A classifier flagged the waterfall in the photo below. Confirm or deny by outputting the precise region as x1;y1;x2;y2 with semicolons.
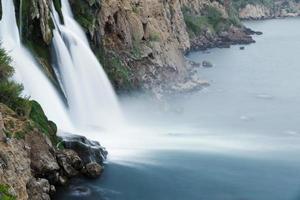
51;0;123;131
0;0;124;133
0;0;73;130
19;0;23;40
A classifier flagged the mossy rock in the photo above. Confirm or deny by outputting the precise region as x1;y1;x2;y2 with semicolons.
29;101;59;145
69;0;101;31
0;184;16;200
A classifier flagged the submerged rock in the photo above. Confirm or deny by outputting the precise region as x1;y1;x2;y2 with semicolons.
202;61;213;68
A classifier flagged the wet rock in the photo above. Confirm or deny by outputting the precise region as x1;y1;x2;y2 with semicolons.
186;60;201;68
60;134;108;166
84;162;103;178
27;178;51;200
49;185;56;196
202;61;213;68
56;150;81;177
58;176;68;186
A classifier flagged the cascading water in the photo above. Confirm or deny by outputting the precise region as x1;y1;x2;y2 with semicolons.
0;0;73;130
0;0;124;133
51;0;123;131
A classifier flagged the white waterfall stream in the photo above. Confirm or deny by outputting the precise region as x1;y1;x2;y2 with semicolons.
0;0;124;133
0;0;73;130
52;0;123;131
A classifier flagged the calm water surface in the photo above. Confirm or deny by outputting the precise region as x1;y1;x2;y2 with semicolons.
55;18;300;200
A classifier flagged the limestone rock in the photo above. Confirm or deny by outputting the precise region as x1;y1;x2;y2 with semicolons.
84;162;103;178
56;149;83;177
25;131;60;183
26;178;51;200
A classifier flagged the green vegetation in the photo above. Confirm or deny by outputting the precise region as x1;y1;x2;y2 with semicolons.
0;184;16;200
95;47;135;91
29;100;58;145
183;5;240;38
131;39;142;59
68;0;99;31
0;46;59;144
53;0;64;23
0;48;30;116
149;32;160;42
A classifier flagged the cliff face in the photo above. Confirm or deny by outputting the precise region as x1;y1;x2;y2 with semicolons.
14;0;253;94
237;0;300;19
97;0;191;91
0;102;107;200
67;0;249;94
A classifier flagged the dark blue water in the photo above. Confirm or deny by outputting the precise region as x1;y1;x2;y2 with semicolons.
55;18;300;200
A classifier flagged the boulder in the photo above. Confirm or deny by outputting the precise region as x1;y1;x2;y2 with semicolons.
25;131;60;184
26;178;51;200
84;162;103;178
60;133;108;166
56;150;82;177
202;61;213;68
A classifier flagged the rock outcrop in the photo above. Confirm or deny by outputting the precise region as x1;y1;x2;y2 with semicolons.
65;0;254;94
238;0;300;19
0;103;107;199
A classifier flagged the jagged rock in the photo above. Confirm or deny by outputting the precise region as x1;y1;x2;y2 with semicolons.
26;178;51;200
60;133;108;166
84;162;103;178
31;0;53;44
56;149;83;177
25;131;60;184
239;4;272;20
239;1;300;20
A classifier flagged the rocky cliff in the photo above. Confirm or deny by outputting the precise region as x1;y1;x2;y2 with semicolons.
0;102;107;199
236;0;300;19
0;46;107;199
64;0;258;95
11;0;255;96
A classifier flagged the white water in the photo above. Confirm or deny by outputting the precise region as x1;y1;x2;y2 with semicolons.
0;0;123;132
52;0;123;131
0;0;73;130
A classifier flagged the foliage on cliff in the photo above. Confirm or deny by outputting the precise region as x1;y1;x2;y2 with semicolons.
0;48;29;116
182;4;240;38
0;184;16;200
0;46;58;144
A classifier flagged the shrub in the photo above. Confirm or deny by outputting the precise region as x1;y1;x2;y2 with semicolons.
0;184;16;200
0;48;13;79
29;100;58;144
149;32;160;42
206;6;223;28
0;47;30;116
